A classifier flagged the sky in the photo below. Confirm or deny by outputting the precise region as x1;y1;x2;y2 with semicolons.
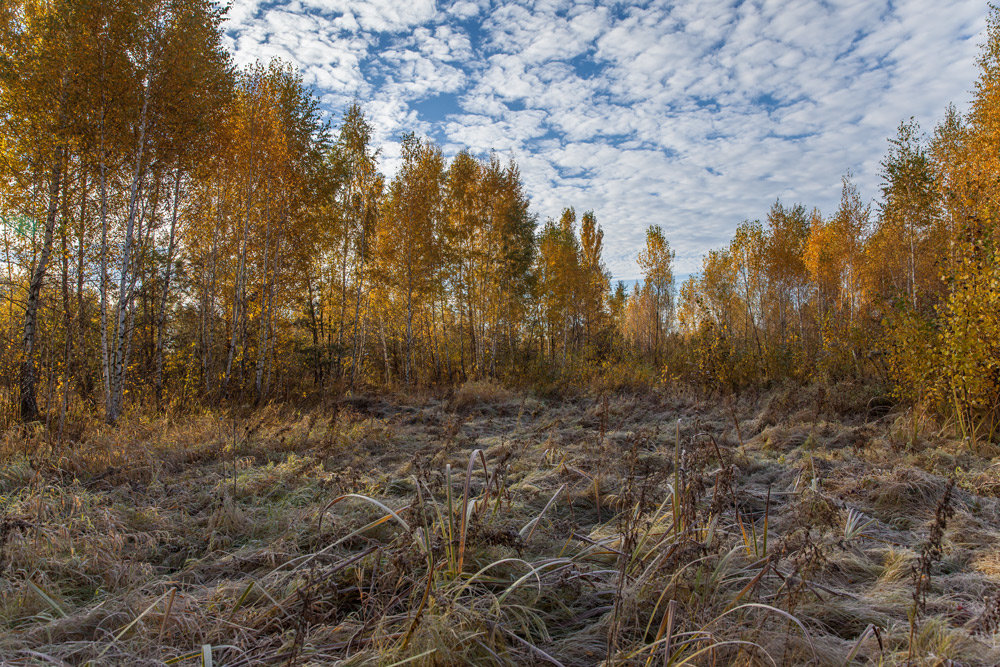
223;0;988;280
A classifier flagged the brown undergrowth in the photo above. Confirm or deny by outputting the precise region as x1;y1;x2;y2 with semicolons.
0;382;999;665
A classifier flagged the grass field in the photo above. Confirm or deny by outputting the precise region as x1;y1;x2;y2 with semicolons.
1;382;999;665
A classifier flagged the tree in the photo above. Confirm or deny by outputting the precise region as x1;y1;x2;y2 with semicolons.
764;201;810;345
441;150;482;378
101;0;230;422
635;224;675;359
868;120;941;313
377;133;444;384
729;220;766;363
536;209;581;364
331;104;383;385
579;210;610;347
1;0;74;421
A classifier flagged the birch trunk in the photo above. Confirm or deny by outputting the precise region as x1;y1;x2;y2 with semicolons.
20;143;65;422
106;80;151;424
155;168;182;405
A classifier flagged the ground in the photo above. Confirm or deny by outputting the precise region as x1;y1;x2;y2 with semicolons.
1;381;999;665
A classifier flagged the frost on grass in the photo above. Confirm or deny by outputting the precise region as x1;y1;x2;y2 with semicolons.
0;389;999;665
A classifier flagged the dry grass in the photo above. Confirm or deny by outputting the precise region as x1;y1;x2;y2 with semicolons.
0;388;999;665
450;379;517;412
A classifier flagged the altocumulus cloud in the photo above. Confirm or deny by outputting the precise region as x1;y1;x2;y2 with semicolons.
224;0;987;279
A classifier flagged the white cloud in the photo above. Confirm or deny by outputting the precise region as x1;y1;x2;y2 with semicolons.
298;0;438;32
226;0;989;279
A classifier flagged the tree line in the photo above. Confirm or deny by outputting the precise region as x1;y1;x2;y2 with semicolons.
2;0;1000;441
674;10;1000;439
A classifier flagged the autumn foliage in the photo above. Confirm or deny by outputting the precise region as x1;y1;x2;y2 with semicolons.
2;0;1000;446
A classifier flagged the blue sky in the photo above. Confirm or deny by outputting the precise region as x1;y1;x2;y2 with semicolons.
224;0;987;280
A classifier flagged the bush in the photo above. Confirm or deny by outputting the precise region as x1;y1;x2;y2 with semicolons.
451;380;515;411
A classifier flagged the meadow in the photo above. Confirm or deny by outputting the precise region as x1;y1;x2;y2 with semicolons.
1;381;998;665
